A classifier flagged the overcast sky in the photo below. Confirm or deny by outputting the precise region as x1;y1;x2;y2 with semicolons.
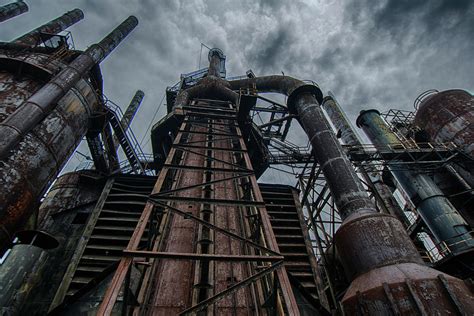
2;0;473;180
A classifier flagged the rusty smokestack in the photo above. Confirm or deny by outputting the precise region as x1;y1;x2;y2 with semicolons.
207;48;225;77
113;90;145;148
13;8;84;46
0;15;139;159
0;1;28;23
321;94;409;225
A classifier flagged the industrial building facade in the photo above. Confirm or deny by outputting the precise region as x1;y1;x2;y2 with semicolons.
0;2;473;315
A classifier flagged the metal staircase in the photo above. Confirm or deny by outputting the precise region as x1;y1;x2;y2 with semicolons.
55;174;156;303
259;183;327;311
107;109;145;174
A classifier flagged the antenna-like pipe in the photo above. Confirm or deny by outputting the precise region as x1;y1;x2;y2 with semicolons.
113;90;145;148
0;16;139;158
0;1;28;23
13;8;84;46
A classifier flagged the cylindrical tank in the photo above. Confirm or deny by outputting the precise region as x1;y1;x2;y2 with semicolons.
23;171;105;314
0;230;58;315
0;51;100;252
414;89;473;158
0;16;138;252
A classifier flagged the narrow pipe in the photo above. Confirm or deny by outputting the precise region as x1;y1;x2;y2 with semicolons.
113;90;144;148
322;95;409;225
13;8;84;46
0;1;28;23
357;109;474;255
0;16;139;159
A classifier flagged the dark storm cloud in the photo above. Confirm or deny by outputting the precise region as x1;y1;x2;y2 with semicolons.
248;24;295;72
1;0;472;176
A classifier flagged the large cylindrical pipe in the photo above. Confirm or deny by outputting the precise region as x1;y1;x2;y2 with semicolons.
229;76;474;313
0;15;138;159
0;1;28;23
322;95;409;225
13;9;84;46
0;230;58;315
357;109;474;255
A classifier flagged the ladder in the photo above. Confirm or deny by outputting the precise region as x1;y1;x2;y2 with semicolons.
107;109;145;175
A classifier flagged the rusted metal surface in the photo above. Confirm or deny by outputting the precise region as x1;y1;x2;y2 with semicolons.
0;1;28;23
357;109;474;256
0;65;100;252
173;76;239;110
13;8;84;46
414;89;474;158
341;262;474;315
0;230;58;315
322;95;409;225
0;15;138;159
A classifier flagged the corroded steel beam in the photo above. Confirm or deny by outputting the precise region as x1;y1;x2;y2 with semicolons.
0;1;28;23
13;8;84;46
0;15;138;159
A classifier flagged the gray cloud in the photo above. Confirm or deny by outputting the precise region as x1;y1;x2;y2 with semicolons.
1;0;472;178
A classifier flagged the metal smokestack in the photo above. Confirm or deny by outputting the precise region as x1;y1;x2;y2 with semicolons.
0;16;139;159
113;90;145;148
13;9;84;46
0;1;28;23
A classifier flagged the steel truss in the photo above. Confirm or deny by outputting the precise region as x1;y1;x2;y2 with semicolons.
98;99;300;314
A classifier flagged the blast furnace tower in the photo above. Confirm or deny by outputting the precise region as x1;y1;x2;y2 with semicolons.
0;4;473;315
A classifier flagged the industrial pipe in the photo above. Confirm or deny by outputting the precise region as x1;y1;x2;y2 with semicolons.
0;15;139;159
120;90;144;133
0;1;28;23
322;95;409;225
357;109;474;255
207;48;225;77
230;76;474;314
13;8;84;46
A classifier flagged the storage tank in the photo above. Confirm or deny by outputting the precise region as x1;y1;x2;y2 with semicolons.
414;89;473;158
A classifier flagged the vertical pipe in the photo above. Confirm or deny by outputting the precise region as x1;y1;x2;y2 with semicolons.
322;94;409;225
0;1;28;23
13;9;84;46
0;15;139;159
207;48;225;77
357;109;474;255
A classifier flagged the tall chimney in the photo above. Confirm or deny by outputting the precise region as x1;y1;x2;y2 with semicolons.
13;8;84;46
